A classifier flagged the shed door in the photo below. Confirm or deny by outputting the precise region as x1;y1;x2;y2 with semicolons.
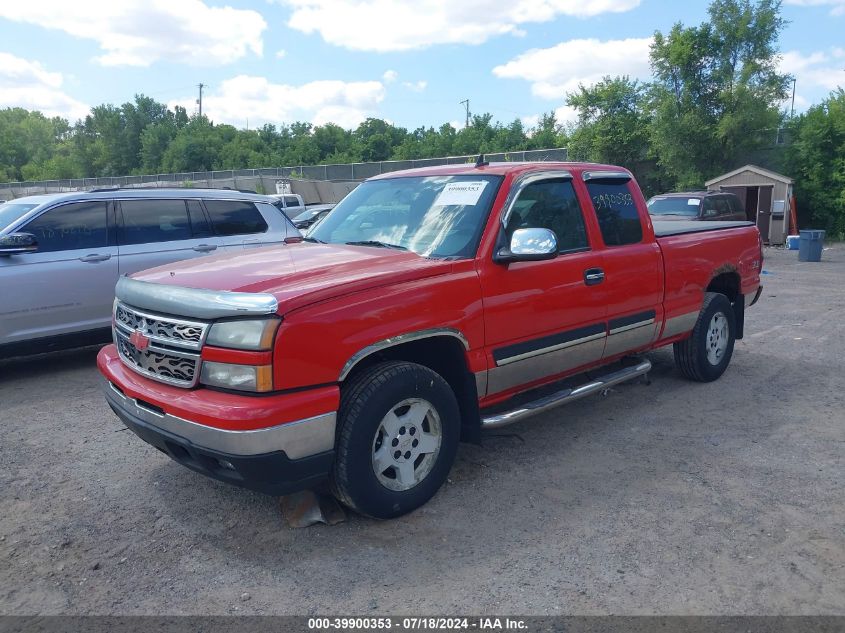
757;186;773;242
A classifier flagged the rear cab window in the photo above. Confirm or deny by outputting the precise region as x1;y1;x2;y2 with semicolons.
585;178;643;246
204;200;268;236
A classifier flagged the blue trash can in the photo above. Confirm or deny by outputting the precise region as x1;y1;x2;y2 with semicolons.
798;230;825;262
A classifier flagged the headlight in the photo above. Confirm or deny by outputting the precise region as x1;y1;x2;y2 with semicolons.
200;361;273;392
206;318;279;350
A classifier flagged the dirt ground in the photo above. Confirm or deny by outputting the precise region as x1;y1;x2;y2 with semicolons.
1;244;843;616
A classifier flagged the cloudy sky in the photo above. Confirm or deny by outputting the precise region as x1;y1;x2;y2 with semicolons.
0;0;843;130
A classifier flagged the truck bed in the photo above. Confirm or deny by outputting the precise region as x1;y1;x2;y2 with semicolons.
652;220;753;237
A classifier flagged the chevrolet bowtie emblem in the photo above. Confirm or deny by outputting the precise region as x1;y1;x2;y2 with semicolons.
129;329;150;351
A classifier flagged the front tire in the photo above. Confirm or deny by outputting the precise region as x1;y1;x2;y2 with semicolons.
673;292;736;382
330;361;460;519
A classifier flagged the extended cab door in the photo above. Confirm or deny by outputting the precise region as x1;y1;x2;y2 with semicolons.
0;200;118;344
116;199;223;276
478;173;608;397
581;172;663;359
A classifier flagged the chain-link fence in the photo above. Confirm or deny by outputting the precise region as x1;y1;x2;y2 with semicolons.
0;148;568;198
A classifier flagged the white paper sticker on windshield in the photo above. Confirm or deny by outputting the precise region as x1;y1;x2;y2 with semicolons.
688;198;701;205
433;181;488;207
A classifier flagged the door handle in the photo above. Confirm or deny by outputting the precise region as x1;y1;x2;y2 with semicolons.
79;253;111;263
193;244;218;252
584;268;605;286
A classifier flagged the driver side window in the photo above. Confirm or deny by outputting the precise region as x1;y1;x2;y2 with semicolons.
505;180;589;253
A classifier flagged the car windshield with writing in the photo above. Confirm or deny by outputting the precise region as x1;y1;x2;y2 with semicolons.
647;196;701;217
0;202;39;231
308;175;502;258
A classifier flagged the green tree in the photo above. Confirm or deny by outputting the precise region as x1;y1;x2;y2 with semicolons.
566;76;649;167
649;0;789;188
160;116;226;172
0;108;70;180
528;112;564;150
785;89;845;236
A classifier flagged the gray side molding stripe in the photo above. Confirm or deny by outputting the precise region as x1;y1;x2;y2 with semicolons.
339;328;470;381
116;276;278;320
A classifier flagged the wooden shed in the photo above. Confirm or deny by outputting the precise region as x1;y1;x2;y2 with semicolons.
704;165;792;244
705;165;793;245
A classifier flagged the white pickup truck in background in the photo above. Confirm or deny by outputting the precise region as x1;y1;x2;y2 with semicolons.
269;193;306;219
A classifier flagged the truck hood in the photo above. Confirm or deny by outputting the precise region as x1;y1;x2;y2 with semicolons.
132;242;454;314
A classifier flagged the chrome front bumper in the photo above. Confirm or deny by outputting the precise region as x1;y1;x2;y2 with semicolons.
102;379;336;460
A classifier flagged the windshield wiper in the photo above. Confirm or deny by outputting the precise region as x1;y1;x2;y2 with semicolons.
345;240;407;250
302;236;325;243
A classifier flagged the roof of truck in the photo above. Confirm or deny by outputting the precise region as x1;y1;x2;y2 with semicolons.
369;161;630;180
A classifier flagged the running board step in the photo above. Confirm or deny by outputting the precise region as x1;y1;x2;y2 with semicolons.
481;360;652;429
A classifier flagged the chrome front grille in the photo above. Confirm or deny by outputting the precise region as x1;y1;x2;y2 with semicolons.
114;302;206;350
113;302;210;388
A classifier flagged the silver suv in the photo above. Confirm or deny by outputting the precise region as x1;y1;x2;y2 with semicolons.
0;188;299;358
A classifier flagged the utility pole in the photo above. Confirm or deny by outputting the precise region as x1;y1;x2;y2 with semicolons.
460;99;470;128
790;78;796;118
197;83;205;117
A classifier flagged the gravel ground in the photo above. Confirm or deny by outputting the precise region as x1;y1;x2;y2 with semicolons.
1;244;843;615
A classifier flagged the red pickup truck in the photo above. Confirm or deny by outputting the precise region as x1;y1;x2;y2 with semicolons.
98;162;763;518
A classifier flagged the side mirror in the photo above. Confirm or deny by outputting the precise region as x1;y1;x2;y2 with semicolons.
0;232;38;255
495;227;558;263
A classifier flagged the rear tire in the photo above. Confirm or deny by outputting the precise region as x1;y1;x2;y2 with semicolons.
330;361;460;519
673;292;736;382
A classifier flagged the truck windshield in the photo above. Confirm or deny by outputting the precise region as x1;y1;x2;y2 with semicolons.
647;196;701;217
0;203;39;231
308;175;502;258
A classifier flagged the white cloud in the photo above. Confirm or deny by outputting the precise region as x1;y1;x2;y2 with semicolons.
0;0;266;67
284;0;641;52
494;37;653;99
382;69;399;83
0;52;89;120
521;106;578;135
555;105;579;125
779;48;845;91
402;80;428;93
275;49;287;59
784;0;845;15
170;75;385;129
521;114;540;128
